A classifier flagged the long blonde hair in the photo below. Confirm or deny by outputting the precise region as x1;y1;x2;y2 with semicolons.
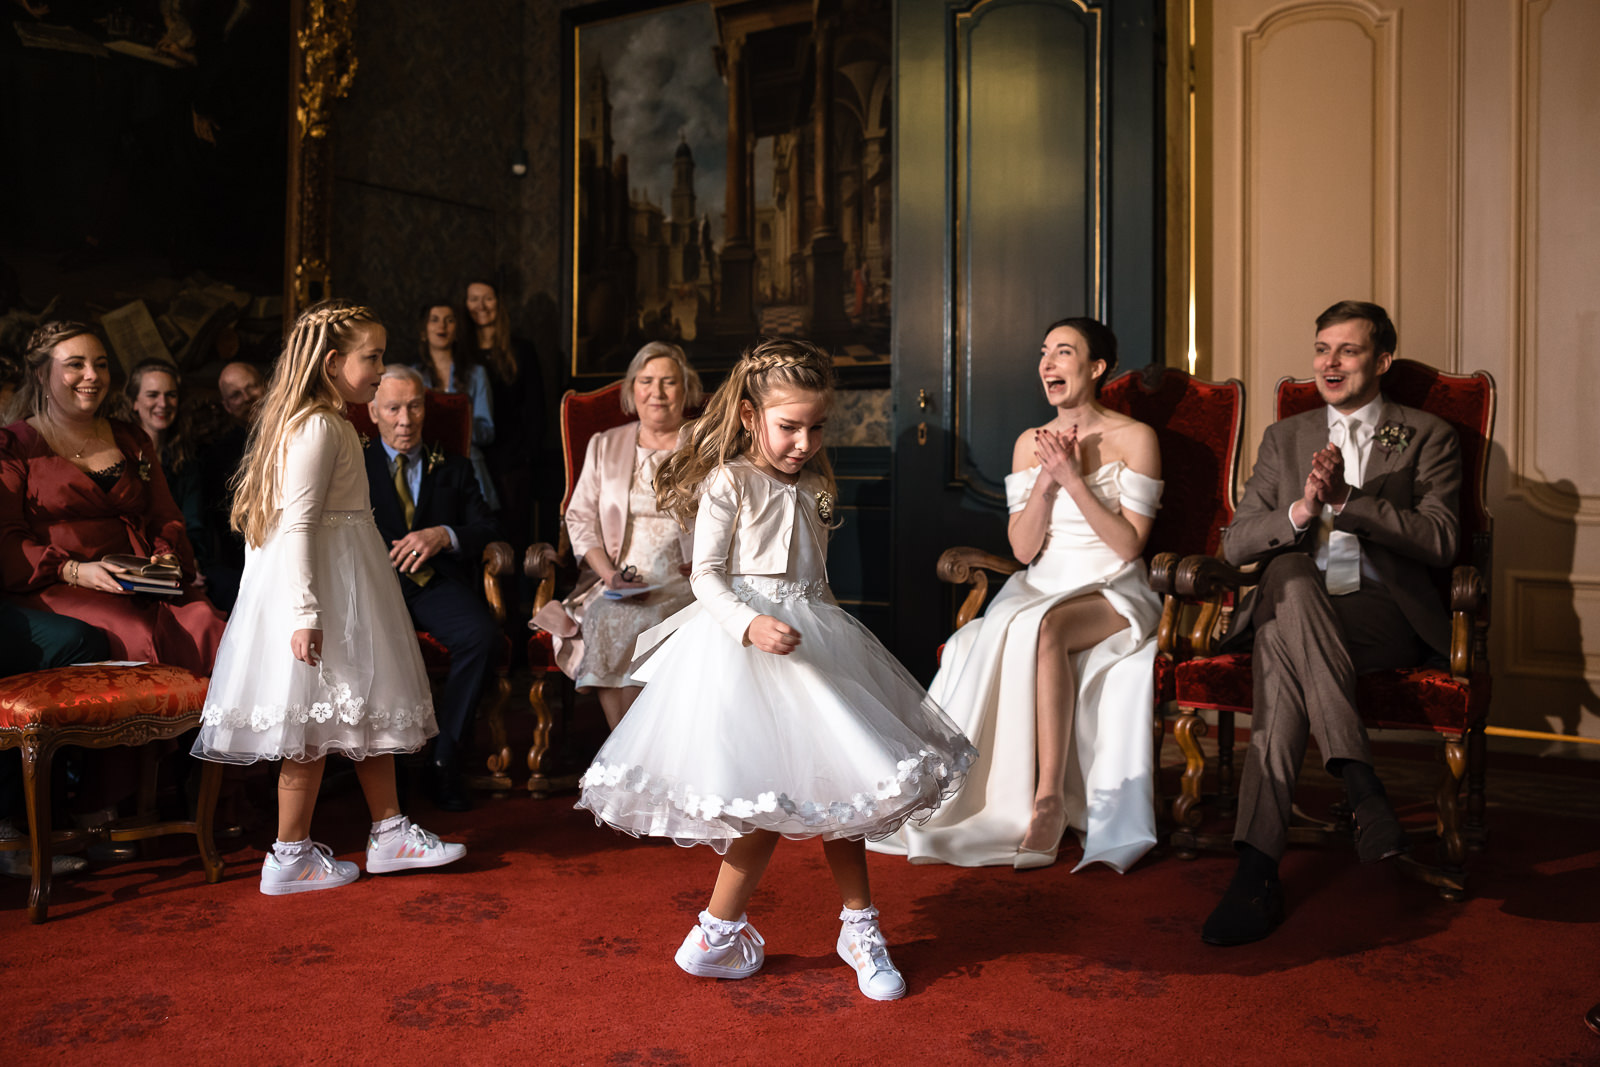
655;337;838;526
230;299;381;547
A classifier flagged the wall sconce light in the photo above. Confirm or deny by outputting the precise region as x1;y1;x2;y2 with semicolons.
511;147;529;177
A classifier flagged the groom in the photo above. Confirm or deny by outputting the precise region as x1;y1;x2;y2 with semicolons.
1202;300;1462;946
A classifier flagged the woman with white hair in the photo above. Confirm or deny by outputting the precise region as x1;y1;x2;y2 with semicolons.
546;341;703;728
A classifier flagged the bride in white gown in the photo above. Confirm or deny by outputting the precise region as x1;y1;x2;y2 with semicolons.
872;317;1163;872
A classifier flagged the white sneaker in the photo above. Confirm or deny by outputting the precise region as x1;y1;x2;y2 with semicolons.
259;843;360;896
0;849;89;880
674;913;766;979
365;821;466;874
837;921;907;1001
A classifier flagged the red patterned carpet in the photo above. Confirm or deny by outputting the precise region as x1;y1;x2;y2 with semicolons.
4;752;1598;1066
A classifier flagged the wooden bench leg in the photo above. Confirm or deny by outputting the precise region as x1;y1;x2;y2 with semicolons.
1172;705;1207;831
1436;736;1467;868
527;676;555;799
466;674;515;793
21;734;55;924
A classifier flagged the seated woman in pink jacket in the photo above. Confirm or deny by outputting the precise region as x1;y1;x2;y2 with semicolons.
546;342;701;728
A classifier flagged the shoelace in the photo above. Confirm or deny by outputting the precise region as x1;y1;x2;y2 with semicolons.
404;824;440;851
850;925;894;971
305;843;338;873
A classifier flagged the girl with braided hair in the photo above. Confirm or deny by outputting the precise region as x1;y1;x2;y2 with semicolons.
194;299;465;895
577;338;975;1001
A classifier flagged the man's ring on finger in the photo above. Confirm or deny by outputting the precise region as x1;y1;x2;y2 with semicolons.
410;549;419;556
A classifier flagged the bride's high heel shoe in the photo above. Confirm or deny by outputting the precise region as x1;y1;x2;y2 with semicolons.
1015;800;1068;871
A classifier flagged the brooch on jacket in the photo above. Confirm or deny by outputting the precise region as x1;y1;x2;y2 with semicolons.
137;456;152;482
423;442;446;475
815;490;834;524
1375;422;1414;456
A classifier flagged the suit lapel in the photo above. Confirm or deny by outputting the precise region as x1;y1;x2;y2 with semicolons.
1360;397;1408;487
365;443;405;531
414;457;436;526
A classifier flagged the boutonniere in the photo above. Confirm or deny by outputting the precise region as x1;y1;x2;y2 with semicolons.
815;490;834;524
423;442;446;475
1375;422;1414;456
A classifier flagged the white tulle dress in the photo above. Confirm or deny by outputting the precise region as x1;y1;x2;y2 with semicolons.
871;461;1163;872
194;412;437;764
576;459;977;853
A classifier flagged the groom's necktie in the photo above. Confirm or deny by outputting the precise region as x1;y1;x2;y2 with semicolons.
392;454;433;587
1323;419;1362;596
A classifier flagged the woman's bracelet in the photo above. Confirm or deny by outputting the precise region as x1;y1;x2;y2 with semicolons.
65;560;80;585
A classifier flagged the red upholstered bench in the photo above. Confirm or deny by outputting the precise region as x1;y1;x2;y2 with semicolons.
0;664;223;922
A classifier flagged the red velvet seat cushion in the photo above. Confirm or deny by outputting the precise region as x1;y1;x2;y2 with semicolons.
1154;652;1176;705
0;665;209;731
416;632;513;676
1174;652;1485;735
526;630;559;673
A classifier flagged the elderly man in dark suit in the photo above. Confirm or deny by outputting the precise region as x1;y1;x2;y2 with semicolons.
366;365;501;812
1202;300;1462;946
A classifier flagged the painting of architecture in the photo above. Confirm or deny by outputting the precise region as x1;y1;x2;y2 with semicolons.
571;0;892;377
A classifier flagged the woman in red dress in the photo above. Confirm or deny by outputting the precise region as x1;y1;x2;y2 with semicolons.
0;321;225;673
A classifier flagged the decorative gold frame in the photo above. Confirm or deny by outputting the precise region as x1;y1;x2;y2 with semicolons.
284;0;360;329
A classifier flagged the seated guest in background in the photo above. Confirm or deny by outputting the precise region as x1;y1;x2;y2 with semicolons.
366;365;502;811
0;321;224;673
0;599;109;879
465;279;546;550
1201;300;1460;946
413;301;497;510
874;317;1163;873
199;360;266;611
123;359;207;581
543;341;700;729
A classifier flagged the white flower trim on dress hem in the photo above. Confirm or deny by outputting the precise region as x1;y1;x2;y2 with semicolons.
577;744;976;840
199;667;431;732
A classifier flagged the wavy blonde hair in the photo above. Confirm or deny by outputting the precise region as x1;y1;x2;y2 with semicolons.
231;299;382;547
655;337;838;527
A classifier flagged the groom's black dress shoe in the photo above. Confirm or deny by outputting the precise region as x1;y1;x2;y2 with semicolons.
1353;795;1409;863
1201;872;1285;946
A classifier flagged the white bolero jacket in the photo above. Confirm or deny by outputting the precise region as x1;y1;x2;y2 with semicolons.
635;457;831;655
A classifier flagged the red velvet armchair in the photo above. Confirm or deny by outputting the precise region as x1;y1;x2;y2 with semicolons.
936;364;1246;779
344;389;519;791
1160;359;1495;899
523;381;637;797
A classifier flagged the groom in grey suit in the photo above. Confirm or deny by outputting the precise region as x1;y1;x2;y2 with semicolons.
1201;300;1462;946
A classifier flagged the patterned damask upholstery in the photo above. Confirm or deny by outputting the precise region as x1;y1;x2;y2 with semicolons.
0;663;222;922
0;664;209;731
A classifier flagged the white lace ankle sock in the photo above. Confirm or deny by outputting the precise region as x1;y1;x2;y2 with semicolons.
840;905;881;933
698;909;747;941
273;837;312;861
371;814;410;844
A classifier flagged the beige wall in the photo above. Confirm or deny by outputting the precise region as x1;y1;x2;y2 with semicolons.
1196;0;1600;742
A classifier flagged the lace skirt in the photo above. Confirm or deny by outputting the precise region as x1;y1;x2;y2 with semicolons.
193;510;437;764
576;576;977;853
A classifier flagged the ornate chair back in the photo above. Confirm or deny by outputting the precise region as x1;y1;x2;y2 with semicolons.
558;381;635;520
1101;365;1245;564
1276;358;1496;589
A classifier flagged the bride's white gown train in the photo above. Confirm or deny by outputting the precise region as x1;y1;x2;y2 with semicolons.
870;461;1163;871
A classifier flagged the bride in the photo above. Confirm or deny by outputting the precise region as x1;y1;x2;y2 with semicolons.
873;317;1163;871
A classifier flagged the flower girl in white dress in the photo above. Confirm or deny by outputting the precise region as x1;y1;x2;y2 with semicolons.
577;339;975;1001
874;317;1164;873
194;300;465;895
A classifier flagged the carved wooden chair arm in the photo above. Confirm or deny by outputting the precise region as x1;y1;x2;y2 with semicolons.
1159;555;1262;658
1449;564;1486;679
524;542;561;612
479;541;514;624
1175;554;1261;599
937;546;1023;631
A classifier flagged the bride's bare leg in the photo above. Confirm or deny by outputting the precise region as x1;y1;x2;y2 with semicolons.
598;686;643;730
707;830;781;920
1026;595;1129;851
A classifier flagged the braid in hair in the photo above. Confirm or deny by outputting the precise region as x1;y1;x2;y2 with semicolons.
655;336;839;527
230;298;383;546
